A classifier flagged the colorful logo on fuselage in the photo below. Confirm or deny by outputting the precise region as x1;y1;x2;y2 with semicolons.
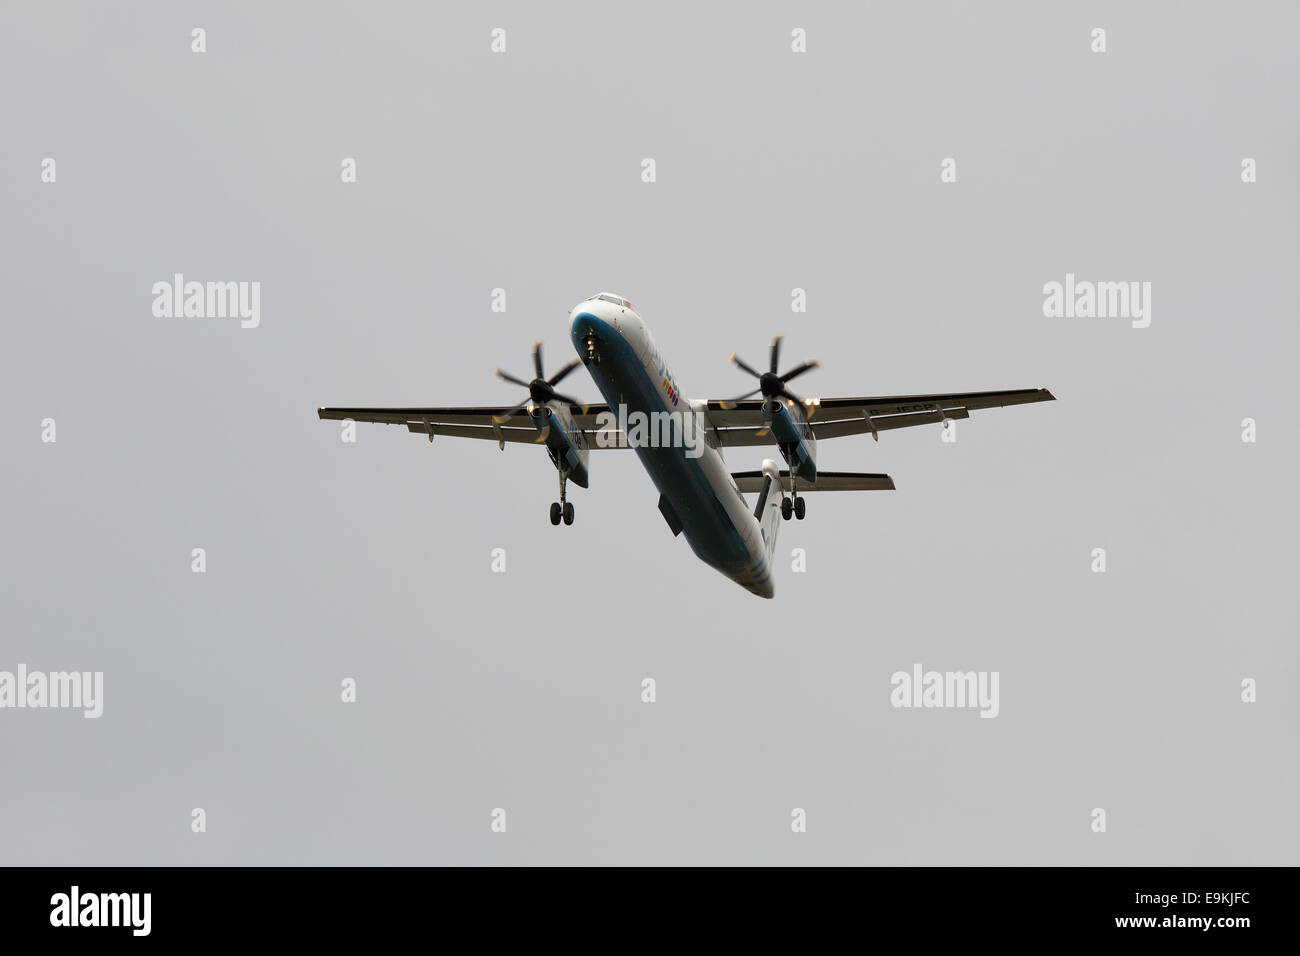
662;376;679;407
649;344;680;407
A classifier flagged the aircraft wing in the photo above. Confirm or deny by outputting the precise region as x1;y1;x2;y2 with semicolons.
706;387;1054;445
316;405;629;447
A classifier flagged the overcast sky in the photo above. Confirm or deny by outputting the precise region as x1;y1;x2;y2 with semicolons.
1;1;1296;864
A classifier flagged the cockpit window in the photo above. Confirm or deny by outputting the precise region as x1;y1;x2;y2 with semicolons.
595;293;633;310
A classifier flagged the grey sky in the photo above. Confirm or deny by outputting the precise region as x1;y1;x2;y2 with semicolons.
1;1;1296;864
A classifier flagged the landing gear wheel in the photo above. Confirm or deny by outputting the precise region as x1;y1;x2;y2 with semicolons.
781;497;793;521
794;497;806;520
555;470;572;526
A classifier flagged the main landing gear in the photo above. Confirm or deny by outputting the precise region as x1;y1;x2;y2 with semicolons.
781;484;806;521
550;470;575;526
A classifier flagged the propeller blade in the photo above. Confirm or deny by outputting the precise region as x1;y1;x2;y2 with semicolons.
495;368;532;389
730;353;764;379
532;340;544;379
779;359;821;383
722;388;763;405
769;334;783;374
492;400;530;424
547;358;581;387
779;386;806;407
532;424;551;444
551;391;583;407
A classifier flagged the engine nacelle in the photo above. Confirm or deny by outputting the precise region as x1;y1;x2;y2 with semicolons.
534;401;591;487
766;397;817;482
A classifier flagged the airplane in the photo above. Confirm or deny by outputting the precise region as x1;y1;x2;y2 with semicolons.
318;292;1055;598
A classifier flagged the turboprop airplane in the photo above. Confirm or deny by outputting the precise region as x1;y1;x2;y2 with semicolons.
318;292;1055;597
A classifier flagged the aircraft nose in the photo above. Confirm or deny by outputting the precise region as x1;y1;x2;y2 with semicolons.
570;303;624;356
570;309;599;349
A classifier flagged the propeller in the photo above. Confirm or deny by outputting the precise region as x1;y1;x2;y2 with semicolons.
726;334;821;407
493;340;584;424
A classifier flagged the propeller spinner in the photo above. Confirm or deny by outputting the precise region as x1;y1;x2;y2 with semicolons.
727;334;821;407
493;341;583;423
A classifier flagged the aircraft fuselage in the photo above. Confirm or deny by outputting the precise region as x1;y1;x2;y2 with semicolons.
570;298;779;597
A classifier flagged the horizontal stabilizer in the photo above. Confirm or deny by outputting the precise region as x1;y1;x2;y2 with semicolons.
731;470;895;493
